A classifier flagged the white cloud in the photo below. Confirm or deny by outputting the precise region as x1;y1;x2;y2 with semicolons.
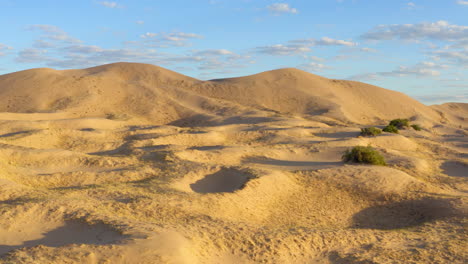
290;37;357;47
33;39;55;48
348;61;448;80
431;50;468;67
194;49;233;56
316;37;357;47
169;32;203;39
27;24;81;44
267;3;298;14
256;37;357;56
63;45;104;54
362;20;468;67
139;32;203;47
360;47;377;52
415;92;468;104
298;62;330;72
0;43;13;56
456;0;468;5
362;20;468;41
0;43;13;50
99;1;122;8
308;55;326;62
136;20;145;25
256;44;311;56
16;48;52;63
140;32;158;38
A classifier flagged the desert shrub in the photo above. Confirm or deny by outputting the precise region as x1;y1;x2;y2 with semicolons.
389;118;410;129
411;124;422;131
342;146;387;166
383;125;399;134
360;127;382;137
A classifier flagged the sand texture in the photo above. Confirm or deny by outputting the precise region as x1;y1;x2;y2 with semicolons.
0;62;466;263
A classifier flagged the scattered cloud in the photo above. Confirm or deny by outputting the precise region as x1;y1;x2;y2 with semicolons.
164;32;203;41
14;27;248;78
99;1;123;9
255;44;310;56
414;91;468;104
298;62;330;72
140;32;203;47
267;3;298;14
16;48;52;63
361;20;468;68
0;43;13;56
135;20;145;25
289;37;357;47
193;49;233;56
140;32;158;38
27;24;81;44
431;50;468;67
348;61;448;81
308;55;326;62
360;47;377;52
361;20;468;42
406;2;416;9
315;37;357;47
33;39;56;48
256;37;358;56
62;45;104;54
456;0;468;5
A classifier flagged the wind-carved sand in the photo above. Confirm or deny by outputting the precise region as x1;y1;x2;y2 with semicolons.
0;62;466;263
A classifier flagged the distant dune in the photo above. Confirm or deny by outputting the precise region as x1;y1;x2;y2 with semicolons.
0;62;452;126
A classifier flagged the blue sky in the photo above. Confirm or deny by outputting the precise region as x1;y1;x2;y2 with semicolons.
0;0;467;104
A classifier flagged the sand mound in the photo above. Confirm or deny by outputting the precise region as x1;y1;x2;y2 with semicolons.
193;68;442;124
431;102;468;128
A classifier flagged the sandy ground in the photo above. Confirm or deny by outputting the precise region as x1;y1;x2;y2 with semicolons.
0;63;466;263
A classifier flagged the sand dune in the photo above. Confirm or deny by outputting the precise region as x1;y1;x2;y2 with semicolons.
0;63;466;263
0;62;444;125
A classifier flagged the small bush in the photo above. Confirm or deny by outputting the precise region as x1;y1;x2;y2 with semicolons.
383;125;399;134
411;124;422;131
389;118;410;129
360;127;382;137
342;146;387;166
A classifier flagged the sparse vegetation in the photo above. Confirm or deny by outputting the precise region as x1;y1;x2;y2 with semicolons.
342;146;387;166
383;125;399;134
389;118;410;129
360;127;382;137
411;124;422;131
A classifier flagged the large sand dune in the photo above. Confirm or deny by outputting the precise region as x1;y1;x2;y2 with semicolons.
0;62;444;125
0;63;466;263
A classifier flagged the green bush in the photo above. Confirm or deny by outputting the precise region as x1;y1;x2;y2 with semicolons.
411;124;422;131
342;146;387;166
360;127;382;137
389;118;410;129
383;125;399;134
